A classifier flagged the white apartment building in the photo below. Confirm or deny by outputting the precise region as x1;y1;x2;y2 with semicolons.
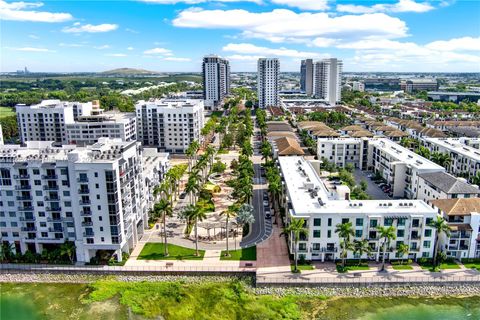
16;100;96;145
313;58;343;106
202;55;230;110
352;81;365;92
431;198;480;260
415;172;480;202
135;99;205;153
423;137;480;181
317;137;369;169
257;58;280;109
66;112;137;146
0;138;169;263
279;156;437;262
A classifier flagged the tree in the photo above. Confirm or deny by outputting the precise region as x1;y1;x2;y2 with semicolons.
397;243;409;265
261;141;272;164
352;239;371;266
360;180;368;192
281;218;308;272
185;172;201;205
0;242;15;262
235;204;255;249
378;226;397;271
416;146;431;159
220;208;237;256
431;152;451;169
183;204;207;256
268;178;281;217
428;216;451;268
59;241;76;263
335;222;354;268
156;198;173;257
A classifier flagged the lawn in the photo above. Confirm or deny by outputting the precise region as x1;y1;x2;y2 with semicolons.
464;263;480;270
419;260;461;271
220;246;256;260
392;264;414;270
291;263;315;272
138;243;204;260
0;107;15;119
336;264;370;273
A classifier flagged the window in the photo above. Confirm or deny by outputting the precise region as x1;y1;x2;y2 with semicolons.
384;218;393;226
34;180;41;185
33;169;40;175
398;218;406;226
63;191;70;197
342;218;349;224
423;240;431;248
40;222;47;227
328;218;332;227
424;229;432;237
370;219;378;228
426;218;433;225
422;252;430;258
8;212;15;217
356;218;363;226
313;218;321;226
10;222;17;227
313;230;321;238
41;232;48;237
35;190;42;196
397;229;405;237
355;230;363;238
7;201;14;207
298;243;307;251
327;230;332;238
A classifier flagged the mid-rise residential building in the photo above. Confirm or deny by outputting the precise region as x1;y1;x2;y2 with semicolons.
202;55;230;110
416;172;480;201
422;137;480;181
317;137;369;169
279;156;437;262
0;138;168;263
313;58;343;105
300;59;314;96
66;111;137;146
257;58;280;109
352;81;365;92
135;99;205;153
431;198;480;260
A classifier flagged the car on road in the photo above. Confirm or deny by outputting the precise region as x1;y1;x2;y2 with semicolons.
179;192;186;199
263;200;269;207
263;193;268;201
264;209;271;219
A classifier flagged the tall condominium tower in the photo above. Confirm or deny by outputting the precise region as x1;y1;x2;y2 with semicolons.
313;58;343;105
300;59;314;96
202;55;230;110
257;58;280;109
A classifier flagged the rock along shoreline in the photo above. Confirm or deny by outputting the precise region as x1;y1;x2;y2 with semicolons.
1;272;480;298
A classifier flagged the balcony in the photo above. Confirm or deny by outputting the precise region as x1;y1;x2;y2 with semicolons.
21;227;36;232
43;185;59;191
16;195;32;201
49;227;64;232
411;234;421;240
77;177;89;183
15;185;31;190
44;196;60;201
321;247;338;253
46;206;62;212
83;232;95;237
42;174;58;180
14;174;30;179
80;210;92;216
19;217;35;222
410;247;420;252
78;189;90;194
18;206;34;211
82;221;93;227
79;200;91;205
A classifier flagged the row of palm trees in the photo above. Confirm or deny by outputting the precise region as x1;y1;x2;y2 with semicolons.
284;216;451;273
400;137;452;168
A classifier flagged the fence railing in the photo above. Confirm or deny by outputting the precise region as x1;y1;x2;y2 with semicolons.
0;263;256;273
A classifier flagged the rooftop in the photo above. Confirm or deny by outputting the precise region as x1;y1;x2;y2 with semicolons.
273;137;304;156
418;172;480;194
278;156;436;217
430;198;480;216
136;99;204;109
428;91;480;96
424;138;480;161
16;100;92;110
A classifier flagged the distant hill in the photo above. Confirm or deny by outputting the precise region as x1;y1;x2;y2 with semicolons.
101;68;160;75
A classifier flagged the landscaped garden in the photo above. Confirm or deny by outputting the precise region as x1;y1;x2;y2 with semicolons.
336;263;370;273
220;246;256;261
462;258;480;270
418;258;461;271
138;243;204;260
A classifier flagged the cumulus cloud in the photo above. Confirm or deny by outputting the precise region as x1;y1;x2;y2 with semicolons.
223;43;322;58
105;53;127;57
94;45;111;50
12;47;55;52
143;47;173;55
0;0;73;22
337;0;434;14
270;0;328;11
140;0;263;4
173;9;408;41
425;36;480;52
62;23;118;33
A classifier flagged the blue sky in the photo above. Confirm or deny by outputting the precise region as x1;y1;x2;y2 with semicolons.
1;0;479;72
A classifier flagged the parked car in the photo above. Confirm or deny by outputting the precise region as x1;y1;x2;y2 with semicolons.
263;200;269;207
264;210;272;219
263;193;269;201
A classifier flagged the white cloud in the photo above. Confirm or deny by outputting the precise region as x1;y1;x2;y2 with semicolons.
164;57;191;61
59;43;85;47
337;0;434;14
173;9;408;41
139;0;263;4
105;53;127;57
127;47;134;50
144;47;172;55
0;0;73;22
226;54;262;61
28;34;39;39
222;43;322;58
94;45;111;50
425;36;480;52
270;0;328;11
62;23;118;33
12;47;55;52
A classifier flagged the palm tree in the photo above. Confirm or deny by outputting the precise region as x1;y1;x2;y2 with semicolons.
59;241;76;263
416;146;431;159
0;242;15;262
397;243;409;265
261;141;272;164
353;239;371;266
268;178;282;215
428;216;451;268
185;174;201;205
378;226;397;271
431;152;451;169
157;198;173;257
220;208;237;256
281;218;308;272
335;222;354;268
183;204;207;256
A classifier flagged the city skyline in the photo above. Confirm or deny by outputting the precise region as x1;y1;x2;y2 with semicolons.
1;0;479;73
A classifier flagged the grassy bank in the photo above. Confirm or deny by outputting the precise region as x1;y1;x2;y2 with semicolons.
138;243;205;260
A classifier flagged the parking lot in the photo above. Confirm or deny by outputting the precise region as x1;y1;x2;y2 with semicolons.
353;169;391;200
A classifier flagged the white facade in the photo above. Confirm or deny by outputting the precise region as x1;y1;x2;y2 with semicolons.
313;58;343;106
423;137;480;181
0;138;169;263
279;156;437;262
66;112;137;146
135;99;205;153
257;58;280;109
202;55;230;110
415;172;480;202
317;137;369;169
352;81;365;92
